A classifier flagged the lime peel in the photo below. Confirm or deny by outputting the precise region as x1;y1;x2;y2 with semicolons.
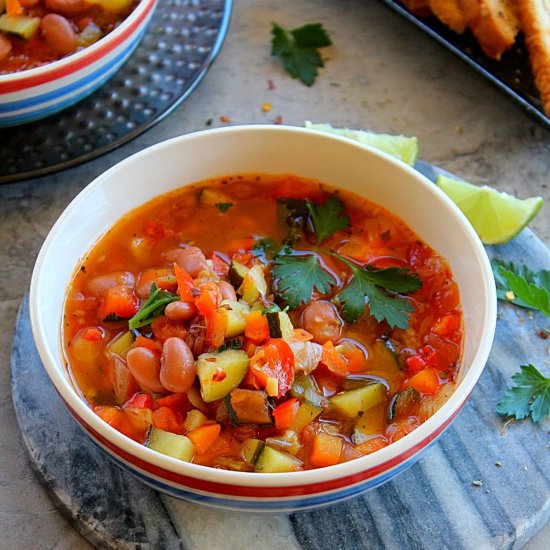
435;175;544;245
304;121;419;166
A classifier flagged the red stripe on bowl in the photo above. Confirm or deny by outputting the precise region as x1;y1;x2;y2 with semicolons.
0;0;155;94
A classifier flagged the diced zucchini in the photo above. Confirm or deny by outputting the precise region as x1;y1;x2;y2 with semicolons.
239;265;267;305
184;409;209;431
196;349;249;402
107;330;134;357
242;438;265;464
228;261;249;289
266;310;294;340
0;14;40;39
376;338;402;369
265;430;301;455
77;22;102;47
290;402;322;432
390;387;420;420
254;445;303;473
290;374;326;407
353;406;387;443
147;427;195;461
330;382;387;419
220;299;250;338
199;187;233;206
226;389;272;425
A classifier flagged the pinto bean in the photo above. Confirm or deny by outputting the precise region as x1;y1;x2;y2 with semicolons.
301;300;343;344
0;34;12;64
219;280;237;301
126;347;164;393
164;300;197;322
186;317;206;356
160;337;196;393
164;246;209;278
41;14;78;56
45;0;88;14
87;271;135;297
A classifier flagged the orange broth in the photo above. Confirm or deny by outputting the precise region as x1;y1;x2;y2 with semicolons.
63;174;463;471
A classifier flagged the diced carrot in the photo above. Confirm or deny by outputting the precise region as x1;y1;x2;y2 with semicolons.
124;392;154;409
195;283;221;316
407;367;440;395
187;423;221;455
242;337;257;357
98;285;139;320
292;328;313;341
205;310;226;349
82;327;103;341
6;0;23;15
135;336;160;354
244;310;270;342
405;354;426;373
137;268;177;292
431;314;461;337
309;432;343;467
321;341;349;377
339;342;367;373
272;397;300;430
152;406;185;434
173;262;196;301
356;436;388;456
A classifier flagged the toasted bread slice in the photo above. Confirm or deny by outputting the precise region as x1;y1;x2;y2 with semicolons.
399;0;433;17
427;0;479;33
469;0;520;59
519;0;550;115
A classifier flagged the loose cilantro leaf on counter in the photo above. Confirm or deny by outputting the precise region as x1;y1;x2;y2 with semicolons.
271;22;332;86
272;253;335;309
496;364;550;423
492;259;550;316
307;195;349;245
336;259;422;328
129;283;179;330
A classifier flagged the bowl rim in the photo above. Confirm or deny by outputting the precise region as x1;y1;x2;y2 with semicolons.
30;124;497;489
0;0;157;85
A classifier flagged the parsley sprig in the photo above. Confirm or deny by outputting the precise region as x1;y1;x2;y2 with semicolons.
496;364;550;423
128;283;179;330
492;259;550;316
271;22;332;86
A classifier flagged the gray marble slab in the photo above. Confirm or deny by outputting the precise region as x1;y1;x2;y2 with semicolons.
11;223;550;549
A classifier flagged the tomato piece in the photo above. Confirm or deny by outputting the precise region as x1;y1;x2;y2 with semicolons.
94;405;151;442
173;262;196;301
156;392;191;414
211;252;230;277
407;367;441;395
272;397;300;430
321;341;349;377
98;285;139;320
431;314;461;337
250;339;295;398
205;310;227;349
124;392;154;409
195;283;221;317
152;406;185;434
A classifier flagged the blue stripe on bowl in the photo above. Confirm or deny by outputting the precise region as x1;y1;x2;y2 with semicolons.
0;28;145;127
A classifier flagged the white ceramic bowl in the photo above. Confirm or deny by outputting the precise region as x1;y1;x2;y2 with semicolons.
0;0;157;127
30;125;497;513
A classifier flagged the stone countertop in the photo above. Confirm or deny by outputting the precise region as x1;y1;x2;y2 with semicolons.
0;0;548;548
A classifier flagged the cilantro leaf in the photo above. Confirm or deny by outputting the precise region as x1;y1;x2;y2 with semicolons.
217;339;242;353
337;261;422;328
271;22;332;86
307;195;349;245
491;259;550;316
215;202;233;213
272;253;335;309
496;364;550;423
129;283;179;330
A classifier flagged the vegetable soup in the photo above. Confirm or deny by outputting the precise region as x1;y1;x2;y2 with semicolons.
0;0;139;73
63;174;463;472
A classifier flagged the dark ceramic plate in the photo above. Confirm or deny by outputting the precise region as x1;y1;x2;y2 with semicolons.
379;0;550;129
0;0;232;184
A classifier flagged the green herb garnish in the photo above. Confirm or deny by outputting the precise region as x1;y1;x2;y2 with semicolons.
307;195;349;244
492;259;550;316
336;257;422;328
253;238;278;259
215;202;233;213
273;253;335;309
217;339;243;353
103;313;125;323
128;283;179;330
271;22;332;86
497;364;550;423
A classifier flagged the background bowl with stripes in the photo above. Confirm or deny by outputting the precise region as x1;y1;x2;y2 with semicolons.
29;125;497;513
0;0;157;127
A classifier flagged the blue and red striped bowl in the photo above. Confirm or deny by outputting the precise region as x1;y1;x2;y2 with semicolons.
0;0;157;127
29;126;497;513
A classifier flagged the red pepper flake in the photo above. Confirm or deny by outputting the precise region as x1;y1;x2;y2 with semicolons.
206;357;217;363
274;115;283;124
536;330;548;340
267;79;276;90
212;366;227;382
220;115;231;123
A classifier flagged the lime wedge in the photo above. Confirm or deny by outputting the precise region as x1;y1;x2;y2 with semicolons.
304;121;419;166
436;174;544;245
